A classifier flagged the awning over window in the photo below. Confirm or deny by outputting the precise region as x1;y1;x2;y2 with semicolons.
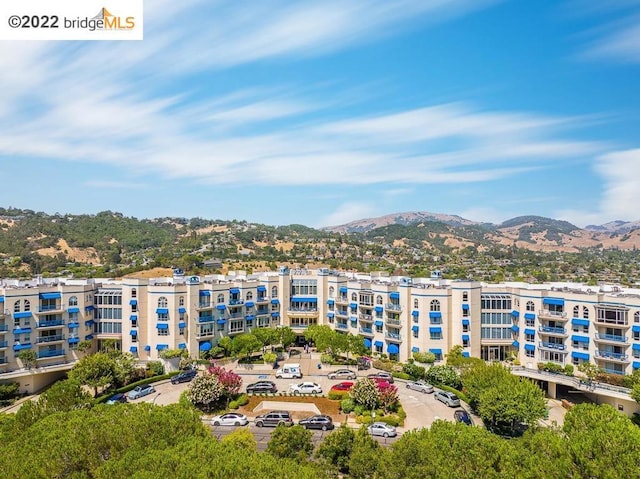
572;318;590;327
462;334;470;341
245;301;254;308
272;312;280;318
40;292;61;300
524;344;535;351
178;321;186;328
68;322;79;329
429;312;442;319
85;334;94;340
178;307;187;314
364;338;372;348
524;313;536;320
633;361;640;369
13;312;32;319
178;343;187;349
230;288;240;294
130;315;138;321
68;337;80;344
350;303;358;309
68;307;80;314
130;329;138;336
632;344;640;352
462;352;470;358
245;315;255;321
462;319;470;326
156;323;168;330
85;320;95;326
387;343;400;354
199;290;210;297
462;304;469;311
374;340;383;348
375;306;383;313
13;327;32;334
144;345;151;351
429;348;442;354
156;308;169;314
257;286;267;292
390;292;400;300
412;347;420;353
129;299;138;305
217;319;226;325
339;287;348;293
199;341;211;351
327;299;335;305
129;346;138;353
543;297;564;306
412;310;419;317
429;327;442;334
571;351;590;360
271;299;280;305
411;325;419;332
511;310;520;317
0;297;4;303
350;316;357;323
216;304;226;310
374;320;383;327
85;305;95;311
571;335;589;343
13;344;32;351
524;328;535;336
511;325;520;333
327;312;335;318
156;344;168;350
632;325;640;333
512;340;520;348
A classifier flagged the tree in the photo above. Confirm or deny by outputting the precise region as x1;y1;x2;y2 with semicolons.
424;364;462;389
348;427;382;479
77;340;92;354
208;364;242;407
266;424;314;462
17;350;37;370
305;325;336;352
577;361;600;382
231;333;261;358
316;424;355;474
377;383;399;414
350;378;380;410
632;383;640;404
217;336;233;357
277;326;296;349
68;352;116;397
252;327;278;351
187;374;223;411
0;382;19;403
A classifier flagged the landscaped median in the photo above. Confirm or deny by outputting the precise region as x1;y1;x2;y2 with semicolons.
94;371;181;403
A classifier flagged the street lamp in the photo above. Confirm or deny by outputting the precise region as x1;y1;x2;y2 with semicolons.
152;392;162;405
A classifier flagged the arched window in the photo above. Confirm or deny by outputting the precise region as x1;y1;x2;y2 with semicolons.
271;286;278;298
131;288;137;298
413;299;419;309
179;296;184;306
68;296;78;306
583;306;589;319
13;301;20;313
329;286;334;298
376;295;383;305
246;292;253;301
24;300;31;312
158;297;168;308
526;301;535;312
430;300;440;312
573;305;579;317
635;311;640;323
217;294;225;304
351;293;357;301
462;292;468;302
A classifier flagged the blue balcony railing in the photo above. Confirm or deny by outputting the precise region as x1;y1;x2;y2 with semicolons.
39;304;63;312
198;302;212;309
539;326;566;335
539;341;566;351
386;332;402;342
37;319;65;328
198;315;215;323
37;349;65;359
337;323;348;330
228;299;244;306
595;350;628;361
0;325;8;332
595;333;627;343
36;335;64;343
0;341;8;348
359;327;373;335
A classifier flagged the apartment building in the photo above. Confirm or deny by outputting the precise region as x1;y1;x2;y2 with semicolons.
2;268;640;394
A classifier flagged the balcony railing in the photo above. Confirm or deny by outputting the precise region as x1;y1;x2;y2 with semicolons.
37;349;65;359
290;324;310;329
0;325;9;332
228;313;244;319
539;310;567;319
359;327;373;335
595;350;629;362
539;341;567;351
386;304;402;311
38;305;65;313
0;341;8;348
228;328;245;335
335;310;349;317
198;316;215;323
228;299;244;306
37;319;65;328
256;296;268;303
594;318;629;327
36;335;65;343
594;333;628;343
335;297;349;304
539;326;566;335
197;303;212;309
359;314;373;321
385;318;402;327
336;323;349;330
386;332;402;342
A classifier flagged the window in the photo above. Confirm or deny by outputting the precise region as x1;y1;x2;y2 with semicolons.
376;295;383;305
430;300;441;312
430;331;442;340
573;325;588;334
158;297;168;308
583;306;589;319
525;332;535;342
131;334;138;343
158;328;169;336
246;292;253;301
157;312;168;321
375;324;383;334
525;317;535;327
572;339;588;351
179;296;185;306
413;299;419;309
24;300;30;312
632;330;639;342
271;286;278;298
351;293;357;301
412;329;418;339
131;288;137;298
480;294;511;310
573;305;579;317
375;343;383;354
462;323;469;333
462;292;468;302
525;349;535;358
462;338;469;348
514;299;519;308
329;286;334;298
526;301;535;312
634;311;639;323
462;308;469;318
217;294;224;304
13;301;20;313
131;318;137;328
69;296;78;307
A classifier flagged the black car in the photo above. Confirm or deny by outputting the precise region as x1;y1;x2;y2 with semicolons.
298;415;334;431
453;409;472;426
246;381;277;394
171;369;198;384
106;393;128;405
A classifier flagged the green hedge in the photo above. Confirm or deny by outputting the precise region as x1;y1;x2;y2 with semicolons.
94;372;180;404
328;391;350;400
391;372;411;380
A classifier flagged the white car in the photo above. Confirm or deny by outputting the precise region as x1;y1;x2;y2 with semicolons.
210;413;249;427
406;380;434;394
289;382;323;395
368;422;397;438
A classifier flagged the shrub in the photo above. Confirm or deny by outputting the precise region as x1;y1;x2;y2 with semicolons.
564;364;574;376
392;372;411;380
538;362;564;374
376;415;400;427
263;352;277;365
328;391;350;400
403;363;426;380
228;400;239;410
236;394;249;406
596;372;626;387
147;361;165;376
159;349;187;360
341;398;355;414
353;405;365;416
413;351;436;364
425;365;462;389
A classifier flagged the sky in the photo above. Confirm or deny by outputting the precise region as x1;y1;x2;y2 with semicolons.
1;0;639;228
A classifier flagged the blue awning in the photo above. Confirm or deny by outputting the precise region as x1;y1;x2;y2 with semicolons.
462;334;470;341
230;288;240;294
364;338;372;348
462;319;470;326
129;346;138;353
524;344;535;351
245;315;255;321
633;344;640;351
199;290;210;297
156;323;168;330
339;287;348;293
524;328;535;336
178;321;186;328
85;334;94;340
387;343;399;354
144;345;151;351
374;340;384;347
511;310;520;317
429;312;442;319
68;337;79;344
85;320;95;326
199;341;211;351
462;304;469;311
390;292;400;300
13;327;32;334
633;361;640;369
429;327;442;334
156;308;169;314
68;307;80;314
130;315;138;321
129;299;138;305
572;335;589;343
130;329;138;336
40;292;61;300
85;305;95;311
257;286;267;292
429;348;442;354
217;319;226;325
216;304;226;310
462;352;470;357
0;297;4;303
245;301;254;308
68;322;79;329
524;313;536;320
375;306;383;313
412;310;419;317
327;312;335;318
156;344;168;351
13;312;32;319
178;343;187;349
543;298;564;306
13;344;32;351
412;346;420;353
350;302;358;309
271;299;280;305
412;325;419;332
572;318;590;327
512;340;520;348
350;316;357;323
511;325;520;333
632;325;640;333
272;312;280;317
572;351;590;360
178;307;187;314
374;320;383;327
327;299;335;305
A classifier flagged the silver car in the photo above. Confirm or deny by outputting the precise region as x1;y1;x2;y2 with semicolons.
127;384;156;400
327;369;357;380
435;390;461;407
368;422;397;438
211;413;249;427
406;380;434;394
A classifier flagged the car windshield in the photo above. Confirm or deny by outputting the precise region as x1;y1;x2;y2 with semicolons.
450;395;459;400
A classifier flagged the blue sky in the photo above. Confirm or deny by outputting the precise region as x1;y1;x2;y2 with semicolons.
1;0;639;227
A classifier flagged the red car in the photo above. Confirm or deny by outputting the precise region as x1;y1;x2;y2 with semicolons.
330;381;354;392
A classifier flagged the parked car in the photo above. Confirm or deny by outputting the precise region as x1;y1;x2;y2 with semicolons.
254;410;293;428
453;409;472;425
327;369;357;380
171;369;197;384
106;393;127;405
368;422;397;438
246;381;277;394
298;415;335;431
367;372;394;384
211;412;249;427
289;382;323;395
435;391;461;407
127;384;156;400
357;357;372;370
330;381;354;392
406;380;434;394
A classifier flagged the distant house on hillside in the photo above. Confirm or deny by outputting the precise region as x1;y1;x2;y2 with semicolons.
203;258;223;269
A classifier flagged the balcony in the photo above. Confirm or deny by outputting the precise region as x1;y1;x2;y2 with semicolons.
36;335;65;344
359;314;373;322
290;323;310;329
385;318;402;327
196;329;214;338
256;296;268;303
198;315;215;323
335;297;349;305
37;319;65;328
594;333;628;344
0;325;8;333
38;304;65;313
228;328;245;335
196;302;213;310
287;308;319;318
228;300;244;306
0;341;8;349
37;349;65;359
539;341;567;352
335;310;349;318
228;313;244;319
595;350;629;362
538;326;567;336
386;303;402;312
359;327;373;336
538;310;567;320
594;318;629;328
385;332;402;342
336;323;349;330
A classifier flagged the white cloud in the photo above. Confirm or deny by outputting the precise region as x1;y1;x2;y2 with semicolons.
318;202;378;228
